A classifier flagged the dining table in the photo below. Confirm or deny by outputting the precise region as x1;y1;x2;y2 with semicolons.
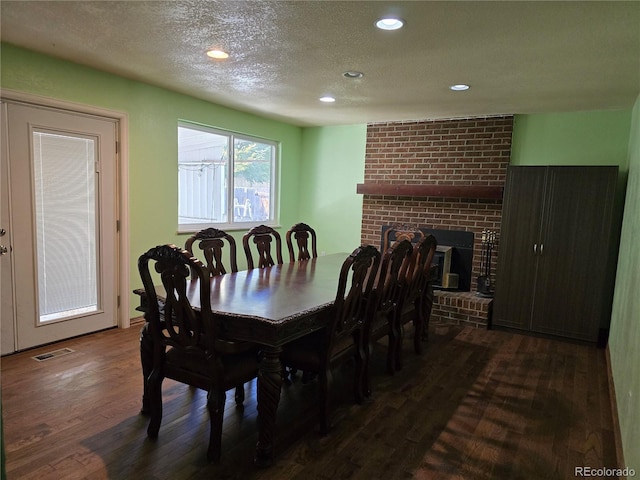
134;252;348;466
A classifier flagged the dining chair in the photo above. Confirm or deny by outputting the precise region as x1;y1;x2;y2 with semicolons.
285;222;318;262
185;227;247;402
364;239;414;393
396;234;437;370
242;224;283;269
185;227;238;278
285;223;318;383
138;244;260;462
283;222;320;381
281;245;381;434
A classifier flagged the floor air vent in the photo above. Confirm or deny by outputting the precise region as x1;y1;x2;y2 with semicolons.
32;347;75;362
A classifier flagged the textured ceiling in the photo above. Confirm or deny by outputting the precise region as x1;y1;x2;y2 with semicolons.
1;1;639;126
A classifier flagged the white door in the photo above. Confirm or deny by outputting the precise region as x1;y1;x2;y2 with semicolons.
1;103;15;354
2;101;118;352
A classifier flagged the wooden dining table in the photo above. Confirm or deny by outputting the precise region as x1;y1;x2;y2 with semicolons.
134;253;348;466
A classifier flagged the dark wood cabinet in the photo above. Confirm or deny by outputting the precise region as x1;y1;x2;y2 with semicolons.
493;166;618;344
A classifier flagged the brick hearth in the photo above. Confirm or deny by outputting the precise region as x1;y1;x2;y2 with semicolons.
430;290;493;329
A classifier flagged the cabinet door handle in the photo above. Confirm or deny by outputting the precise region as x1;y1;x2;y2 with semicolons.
533;243;537;255
540;244;544;255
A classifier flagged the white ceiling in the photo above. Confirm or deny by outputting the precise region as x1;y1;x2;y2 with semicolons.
1;1;639;127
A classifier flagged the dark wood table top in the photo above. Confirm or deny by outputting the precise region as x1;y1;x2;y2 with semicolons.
134;253;347;347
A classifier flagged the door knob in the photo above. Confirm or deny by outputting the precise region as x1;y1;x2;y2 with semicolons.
0;245;8;255
0;228;6;236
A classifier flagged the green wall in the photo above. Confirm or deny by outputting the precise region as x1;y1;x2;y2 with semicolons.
1;43;304;317
609;96;640;472
511;110;632;169
299;125;366;254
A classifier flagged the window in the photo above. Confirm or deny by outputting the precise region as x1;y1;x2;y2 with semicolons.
178;122;278;231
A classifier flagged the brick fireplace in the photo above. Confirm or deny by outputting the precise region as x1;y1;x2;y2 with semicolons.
358;115;513;328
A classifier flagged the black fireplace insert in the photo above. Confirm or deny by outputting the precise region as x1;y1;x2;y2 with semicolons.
380;226;474;291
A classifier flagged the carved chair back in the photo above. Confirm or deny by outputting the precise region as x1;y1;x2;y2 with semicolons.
185;227;238;279
286;222;318;262
406;234;438;303
325;245;381;358
375;239;415;314
382;224;426;254
138;244;217;354
242;224;284;269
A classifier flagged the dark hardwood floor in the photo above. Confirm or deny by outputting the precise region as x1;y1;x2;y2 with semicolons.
1;323;620;479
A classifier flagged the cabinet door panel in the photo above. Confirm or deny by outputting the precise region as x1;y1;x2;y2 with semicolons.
532;167;616;341
493;167;546;329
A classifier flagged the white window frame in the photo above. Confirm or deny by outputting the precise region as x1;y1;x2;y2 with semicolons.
177;121;279;233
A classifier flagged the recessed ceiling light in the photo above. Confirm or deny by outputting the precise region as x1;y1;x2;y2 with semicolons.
375;17;405;31
206;49;229;60
449;84;470;91
343;71;364;79
319;96;336;103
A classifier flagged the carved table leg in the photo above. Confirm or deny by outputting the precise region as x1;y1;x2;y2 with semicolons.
254;345;283;467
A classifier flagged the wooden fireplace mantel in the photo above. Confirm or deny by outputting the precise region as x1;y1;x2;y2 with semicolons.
356;183;503;199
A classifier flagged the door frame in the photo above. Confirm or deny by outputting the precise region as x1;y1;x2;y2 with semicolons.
1;88;131;334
